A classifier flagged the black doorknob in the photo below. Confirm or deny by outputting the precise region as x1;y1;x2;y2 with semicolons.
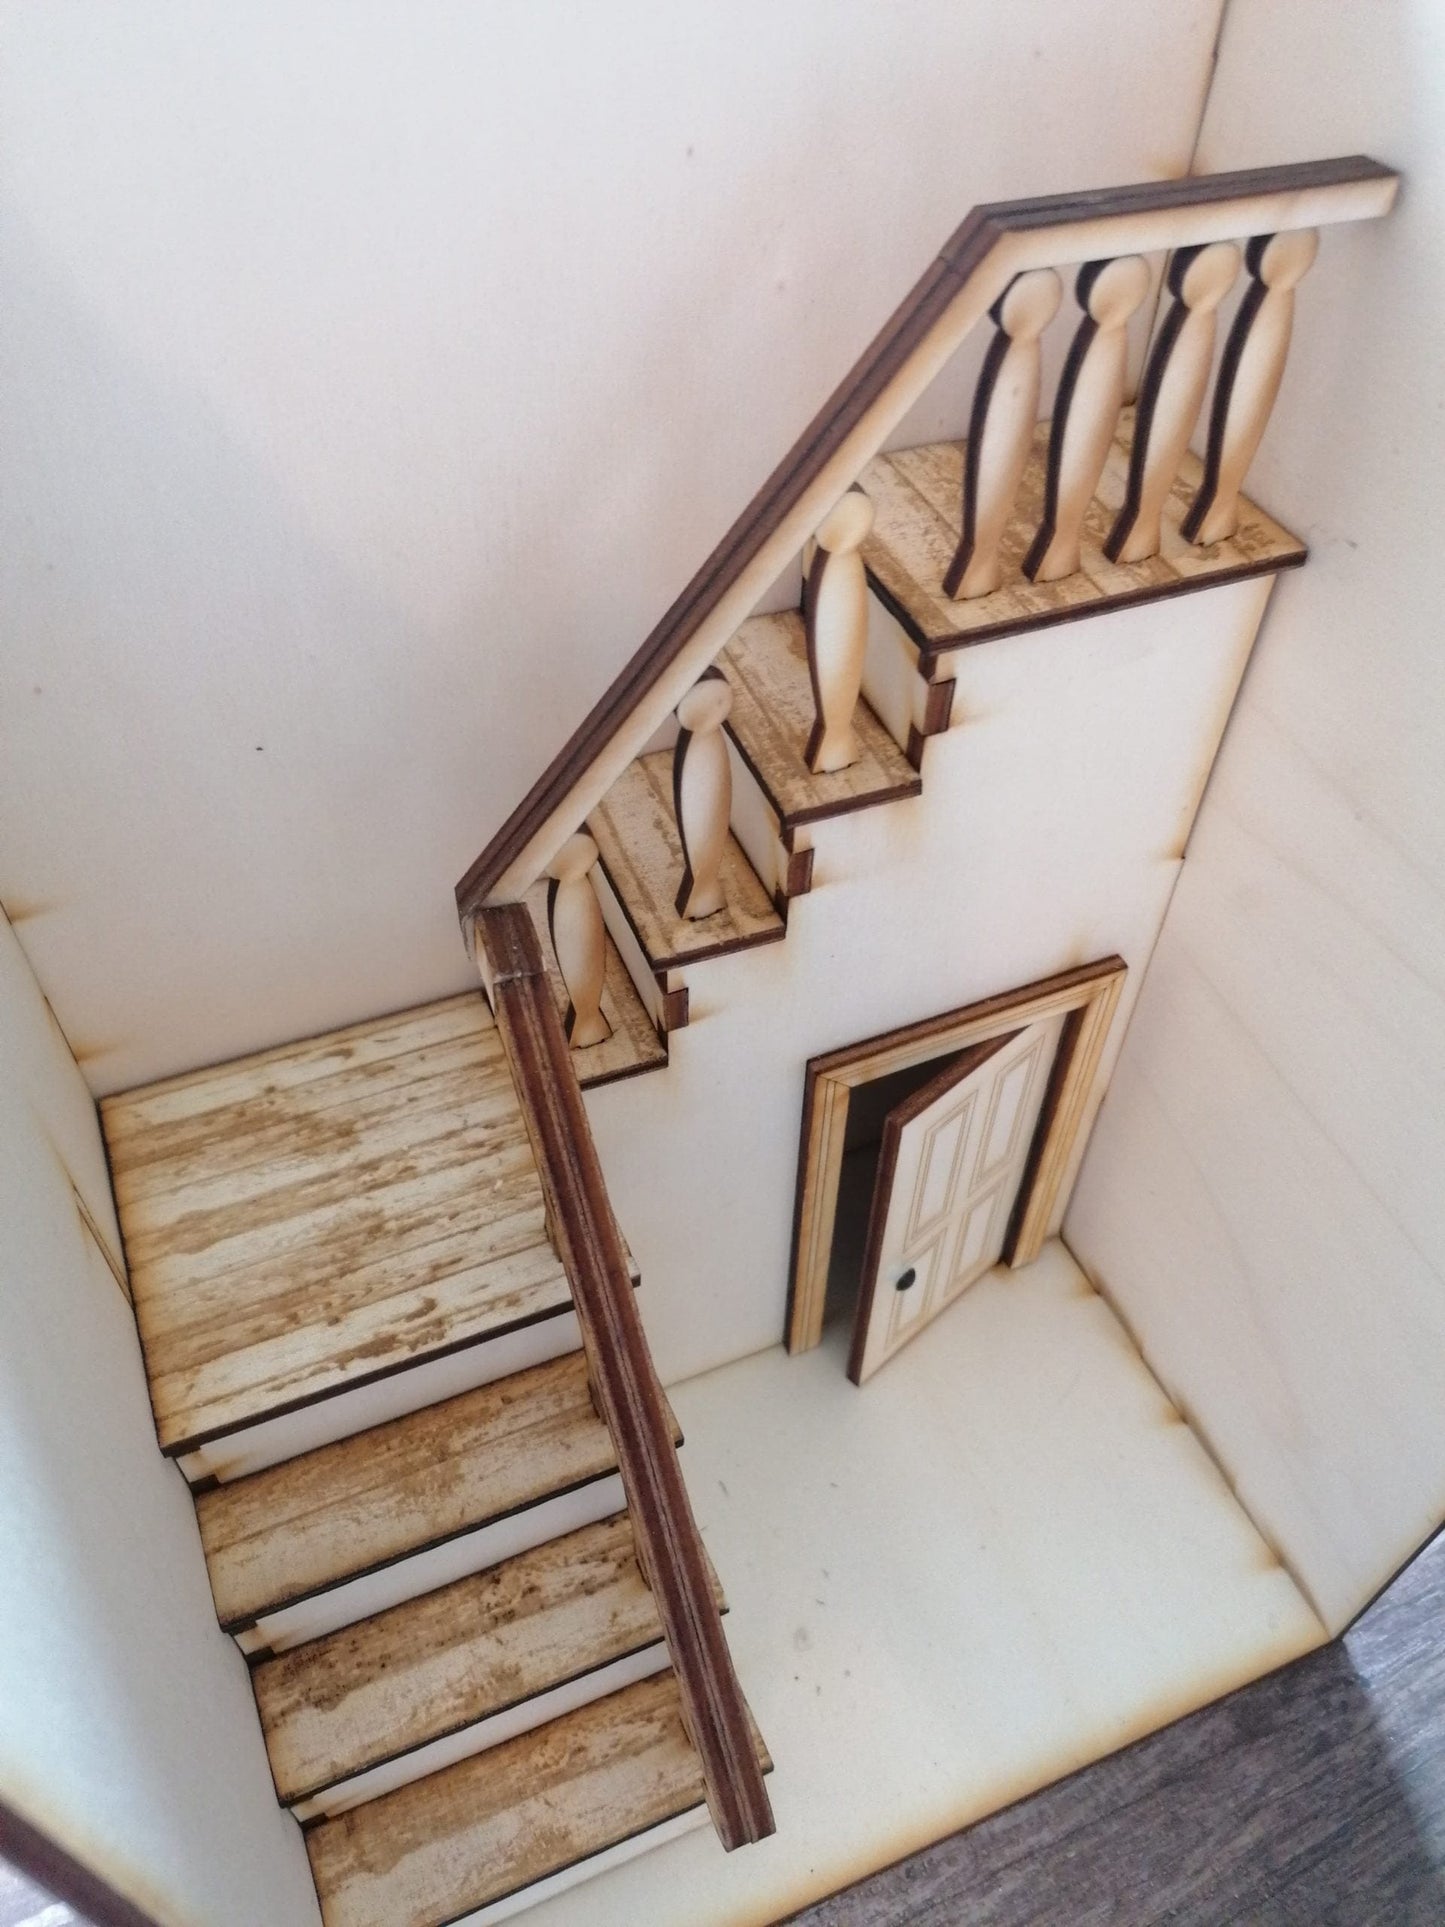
895;1267;917;1292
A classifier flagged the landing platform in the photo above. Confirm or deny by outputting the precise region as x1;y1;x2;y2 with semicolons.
522;1242;1325;1927
101;994;571;1457
861;409;1306;663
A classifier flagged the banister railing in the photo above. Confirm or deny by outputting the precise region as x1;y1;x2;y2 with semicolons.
457;155;1397;923
475;902;774;1850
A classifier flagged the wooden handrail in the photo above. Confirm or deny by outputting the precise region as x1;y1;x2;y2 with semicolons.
476;903;774;1850
456;155;1396;920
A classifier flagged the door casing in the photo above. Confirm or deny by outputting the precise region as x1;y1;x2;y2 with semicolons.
785;956;1127;1355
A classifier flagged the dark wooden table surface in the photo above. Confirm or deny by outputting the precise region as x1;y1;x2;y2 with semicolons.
788;1532;1445;1926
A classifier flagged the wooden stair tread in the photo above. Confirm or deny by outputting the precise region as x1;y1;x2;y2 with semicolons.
588;751;785;971
859;407;1306;658
305;1671;770;1927
521;883;667;1088
101;994;571;1453
719;610;920;828
196;1353;680;1629
253;1512;725;1804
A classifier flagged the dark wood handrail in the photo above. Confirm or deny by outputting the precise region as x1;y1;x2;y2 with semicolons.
476;902;774;1850
455;154;1396;919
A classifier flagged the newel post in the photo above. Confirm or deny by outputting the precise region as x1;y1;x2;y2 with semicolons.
673;669;733;920
1181;228;1319;546
804;487;875;774
943;267;1062;599
546;833;612;1049
1104;240;1241;564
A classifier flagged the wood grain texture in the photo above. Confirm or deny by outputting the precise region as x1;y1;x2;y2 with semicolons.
860;409;1305;661
719;611;920;828
788;960;1126;1354
253;1512;722;1805
587;751;785;970
196;1352;677;1629
477;905;774;1852
102;995;573;1452
455;157;1394;914
785;1531;1445;1927
306;1671;769;1927
522;883;666;1088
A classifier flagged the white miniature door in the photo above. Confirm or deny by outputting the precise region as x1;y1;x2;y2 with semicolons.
848;1016;1065;1384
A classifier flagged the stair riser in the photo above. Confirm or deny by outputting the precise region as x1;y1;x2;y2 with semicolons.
234;1472;626;1655
449;1805;710;1927
180;1311;586;1485
291;1640;672;1822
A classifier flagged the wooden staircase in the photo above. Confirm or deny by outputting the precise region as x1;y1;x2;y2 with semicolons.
101;984;771;1927
92;158;1398;1927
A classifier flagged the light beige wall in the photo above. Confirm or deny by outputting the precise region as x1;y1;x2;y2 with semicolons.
0;909;320;1925
0;1;1223;1095
1066;0;1444;1633
591;578;1273;1389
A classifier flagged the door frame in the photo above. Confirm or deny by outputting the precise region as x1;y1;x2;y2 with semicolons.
785;956;1127;1354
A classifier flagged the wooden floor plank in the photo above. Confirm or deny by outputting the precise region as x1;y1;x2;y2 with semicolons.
254;1512;723;1804
860;412;1306;655
102;994;574;1447
101;994;489;1142
194;1354;680;1629
588;751;785;971
306;1673;767;1927
719;610;920;828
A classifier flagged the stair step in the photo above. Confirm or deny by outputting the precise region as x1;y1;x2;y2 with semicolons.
101;994;575;1461
305;1671;770;1927
588;750;786;972
719;610;920;829
521;883;667;1088
196;1353;681;1651
254;1511;725;1817
858;408;1306;659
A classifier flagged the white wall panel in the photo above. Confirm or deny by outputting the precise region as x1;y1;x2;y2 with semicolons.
0;1;1222;1092
589;579;1270;1387
0;910;320;1925
1066;0;1444;1633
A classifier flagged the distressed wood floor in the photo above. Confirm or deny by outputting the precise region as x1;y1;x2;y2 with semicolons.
788;1530;1445;1926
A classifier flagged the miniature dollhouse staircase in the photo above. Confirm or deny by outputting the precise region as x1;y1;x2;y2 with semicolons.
96;157;1399;1927
101;988;771;1927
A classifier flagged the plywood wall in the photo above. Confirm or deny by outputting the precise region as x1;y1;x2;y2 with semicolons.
1066;0;1445;1635
0;909;321;1925
0;2;1223;1094
588;579;1271;1388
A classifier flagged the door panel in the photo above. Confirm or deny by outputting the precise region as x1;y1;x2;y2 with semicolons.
849;1015;1065;1384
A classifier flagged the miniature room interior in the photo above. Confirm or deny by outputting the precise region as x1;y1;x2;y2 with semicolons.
2;6;1442;1927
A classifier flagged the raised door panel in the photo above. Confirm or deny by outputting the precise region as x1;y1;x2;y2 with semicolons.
850;1016;1064;1384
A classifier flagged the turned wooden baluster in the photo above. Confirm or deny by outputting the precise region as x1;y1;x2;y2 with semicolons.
673;669;733;919
1023;254;1151;582
1104;241;1241;564
942;268;1062;599
803;487;875;774
546;832;612;1048
1181;228;1319;546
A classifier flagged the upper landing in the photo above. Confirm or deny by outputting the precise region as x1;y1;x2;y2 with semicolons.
862;408;1304;666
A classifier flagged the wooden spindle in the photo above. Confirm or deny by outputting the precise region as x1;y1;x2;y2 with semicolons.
942;268;1062;600
673;669;733;919
804;487;875;774
1104;241;1241;564
1023;254;1151;583
1181;228;1319;546
546;832;612;1049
